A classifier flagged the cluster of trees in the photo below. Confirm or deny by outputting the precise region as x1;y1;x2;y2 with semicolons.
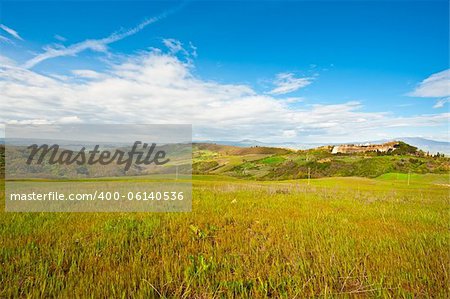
373;142;446;158
430;152;446;158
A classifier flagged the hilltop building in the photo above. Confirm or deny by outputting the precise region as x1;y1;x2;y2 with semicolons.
331;141;399;154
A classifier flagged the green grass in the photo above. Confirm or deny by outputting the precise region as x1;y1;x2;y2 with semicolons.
193;150;219;162
1;175;449;297
259;156;286;166
377;172;450;185
191;147;449;180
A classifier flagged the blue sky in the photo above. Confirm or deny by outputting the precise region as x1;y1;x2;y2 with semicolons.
0;0;448;142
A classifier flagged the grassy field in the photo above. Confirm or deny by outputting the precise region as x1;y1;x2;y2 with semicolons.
1;174;449;298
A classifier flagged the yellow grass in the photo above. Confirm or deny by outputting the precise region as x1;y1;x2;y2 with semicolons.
1;175;449;297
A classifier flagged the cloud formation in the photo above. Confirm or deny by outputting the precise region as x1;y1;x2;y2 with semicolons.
409;69;450;109
268;72;313;95
433;98;450;109
1;45;448;142
0;24;23;41
22;3;184;69
0;35;12;43
409;69;449;98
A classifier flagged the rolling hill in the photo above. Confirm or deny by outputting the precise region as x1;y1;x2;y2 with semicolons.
1;141;448;180
193;141;449;180
196;137;450;155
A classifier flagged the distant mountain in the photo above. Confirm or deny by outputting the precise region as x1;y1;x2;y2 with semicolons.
387;137;449;155
194;139;298;149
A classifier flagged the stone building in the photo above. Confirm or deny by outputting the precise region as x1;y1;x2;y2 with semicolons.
331;141;399;154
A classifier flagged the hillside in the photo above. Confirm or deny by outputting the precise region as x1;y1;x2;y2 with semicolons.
1;142;448;180
193;142;450;180
196;137;450;155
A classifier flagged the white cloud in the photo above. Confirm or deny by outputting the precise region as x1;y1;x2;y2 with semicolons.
6;119;53;125
433;97;450;109
58;116;82;123
0;35;12;43
0;55;16;66
268;72;313;95
282;130;297;138
409;69;450;98
189;42;198;57
1;50;449;143
162;38;196;63
0;24;23;41
72;69;105;79
163;38;184;54
281;97;304;104
54;34;67;42
22;3;184;69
